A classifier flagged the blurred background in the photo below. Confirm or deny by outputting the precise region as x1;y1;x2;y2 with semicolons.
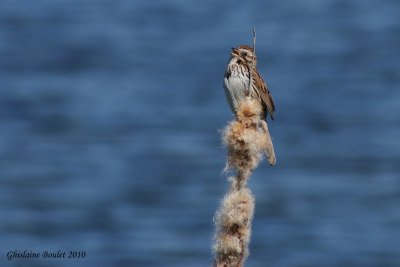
0;0;399;266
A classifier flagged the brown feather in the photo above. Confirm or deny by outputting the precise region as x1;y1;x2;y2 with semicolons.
253;69;275;120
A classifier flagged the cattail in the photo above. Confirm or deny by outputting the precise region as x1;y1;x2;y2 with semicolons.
213;98;275;267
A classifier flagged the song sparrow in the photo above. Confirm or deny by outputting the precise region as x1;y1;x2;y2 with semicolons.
223;45;275;120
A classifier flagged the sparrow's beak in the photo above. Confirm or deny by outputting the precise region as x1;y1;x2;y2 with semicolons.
230;47;239;56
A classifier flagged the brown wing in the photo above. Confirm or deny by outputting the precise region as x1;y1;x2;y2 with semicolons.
253;69;275;120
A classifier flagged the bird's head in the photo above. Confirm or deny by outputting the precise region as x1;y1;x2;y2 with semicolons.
230;45;256;65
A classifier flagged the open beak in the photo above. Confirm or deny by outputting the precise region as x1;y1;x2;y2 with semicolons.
230;47;239;57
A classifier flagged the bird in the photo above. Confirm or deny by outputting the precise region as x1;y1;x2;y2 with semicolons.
223;45;275;121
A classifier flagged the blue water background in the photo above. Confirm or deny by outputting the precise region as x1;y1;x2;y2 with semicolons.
0;1;399;266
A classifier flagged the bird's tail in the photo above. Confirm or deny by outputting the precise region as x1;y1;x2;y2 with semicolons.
260;120;276;166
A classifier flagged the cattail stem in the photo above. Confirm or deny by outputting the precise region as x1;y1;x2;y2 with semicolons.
245;27;256;98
